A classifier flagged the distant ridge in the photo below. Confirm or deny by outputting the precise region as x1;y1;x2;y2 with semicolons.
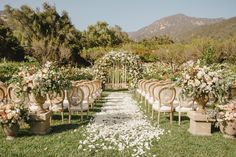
128;14;224;41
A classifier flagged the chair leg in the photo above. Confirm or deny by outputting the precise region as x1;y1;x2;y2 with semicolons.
178;112;181;125
152;110;154;119
170;112;173;125
69;111;71;124
157;111;160;125
61;111;64;123
81;110;83;121
50;116;52;124
87;110;89;119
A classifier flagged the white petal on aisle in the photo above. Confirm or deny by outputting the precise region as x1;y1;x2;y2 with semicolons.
79;92;164;156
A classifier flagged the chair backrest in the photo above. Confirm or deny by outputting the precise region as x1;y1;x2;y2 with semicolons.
144;80;155;94
147;81;160;98
91;81;98;93
48;90;65;104
140;80;149;93
159;85;176;106
152;82;172;101
84;82;94;98
78;84;90;102
137;79;144;90
0;84;6;103
174;86;195;107
67;86;84;107
7;84;26;105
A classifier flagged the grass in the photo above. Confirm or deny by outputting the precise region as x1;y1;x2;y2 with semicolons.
1;91;236;157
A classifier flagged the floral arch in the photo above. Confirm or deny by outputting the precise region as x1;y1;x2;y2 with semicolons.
93;51;143;89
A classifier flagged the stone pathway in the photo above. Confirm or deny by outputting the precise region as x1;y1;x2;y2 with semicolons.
79;92;164;156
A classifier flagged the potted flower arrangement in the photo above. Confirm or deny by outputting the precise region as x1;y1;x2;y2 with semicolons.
0;104;28;140
178;61;230;112
11;61;71;113
217;101;236;138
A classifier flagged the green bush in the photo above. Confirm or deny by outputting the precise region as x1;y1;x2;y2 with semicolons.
0;62;38;83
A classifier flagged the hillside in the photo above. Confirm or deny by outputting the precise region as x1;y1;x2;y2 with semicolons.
181;17;236;41
128;14;224;41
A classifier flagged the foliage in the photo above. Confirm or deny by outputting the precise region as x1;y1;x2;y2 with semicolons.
200;44;217;65
11;61;71;97
0;104;29;126
143;62;179;81
0;23;25;61
93;51;143;88
178;61;231;102
0;62;37;83
82;21;129;48
60;67;94;81
140;35;174;46
4;3;82;65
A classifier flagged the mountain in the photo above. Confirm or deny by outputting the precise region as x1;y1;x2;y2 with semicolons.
128;14;224;41
181;16;236;41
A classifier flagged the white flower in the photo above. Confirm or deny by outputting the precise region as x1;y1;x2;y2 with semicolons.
194;79;201;87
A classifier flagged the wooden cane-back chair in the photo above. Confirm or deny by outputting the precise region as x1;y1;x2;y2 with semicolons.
67;85;85;123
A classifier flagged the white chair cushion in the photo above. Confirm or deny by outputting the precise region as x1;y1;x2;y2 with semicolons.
175;106;193;112
173;100;179;107
152;101;172;112
70;104;89;111
43;100;50;109
147;96;154;104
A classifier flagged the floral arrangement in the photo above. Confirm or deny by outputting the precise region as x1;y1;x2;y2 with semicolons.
93;51;143;88
178;60;230;102
11;61;71;97
0;104;29;126
60;67;94;81
143;62;179;81
217;101;236;122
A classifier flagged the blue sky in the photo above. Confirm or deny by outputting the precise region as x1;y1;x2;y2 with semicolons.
0;0;236;32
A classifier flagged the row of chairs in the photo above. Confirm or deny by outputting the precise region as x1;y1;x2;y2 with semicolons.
136;79;195;125
0;80;102;123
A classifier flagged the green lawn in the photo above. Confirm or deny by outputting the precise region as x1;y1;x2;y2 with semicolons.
0;91;236;157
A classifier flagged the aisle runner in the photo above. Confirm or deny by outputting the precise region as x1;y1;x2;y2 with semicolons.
79;92;164;156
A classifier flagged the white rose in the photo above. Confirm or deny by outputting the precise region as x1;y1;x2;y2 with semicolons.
194;79;201;87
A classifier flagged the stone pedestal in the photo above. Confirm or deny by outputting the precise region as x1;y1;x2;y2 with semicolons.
187;111;215;136
29;111;52;135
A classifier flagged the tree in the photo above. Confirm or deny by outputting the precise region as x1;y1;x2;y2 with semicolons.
0;22;25;61
82;21;129;48
4;3;83;65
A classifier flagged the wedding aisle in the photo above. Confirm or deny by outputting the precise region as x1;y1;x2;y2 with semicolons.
79;91;164;156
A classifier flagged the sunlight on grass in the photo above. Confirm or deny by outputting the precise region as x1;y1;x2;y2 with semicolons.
0;91;236;157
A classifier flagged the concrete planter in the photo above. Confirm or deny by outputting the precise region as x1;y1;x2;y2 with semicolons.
1;123;19;140
220;120;236;139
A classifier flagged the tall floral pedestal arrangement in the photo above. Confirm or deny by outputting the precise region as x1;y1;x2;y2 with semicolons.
11;61;71;135
188;111;215;136
178;61;231;136
29;111;52;135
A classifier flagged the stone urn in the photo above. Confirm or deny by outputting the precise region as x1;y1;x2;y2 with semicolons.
195;95;209;113
29;93;47;114
1;123;20;140
230;84;236;100
219;120;236;139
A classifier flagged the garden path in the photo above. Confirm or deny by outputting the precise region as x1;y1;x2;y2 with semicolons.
79;91;164;156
